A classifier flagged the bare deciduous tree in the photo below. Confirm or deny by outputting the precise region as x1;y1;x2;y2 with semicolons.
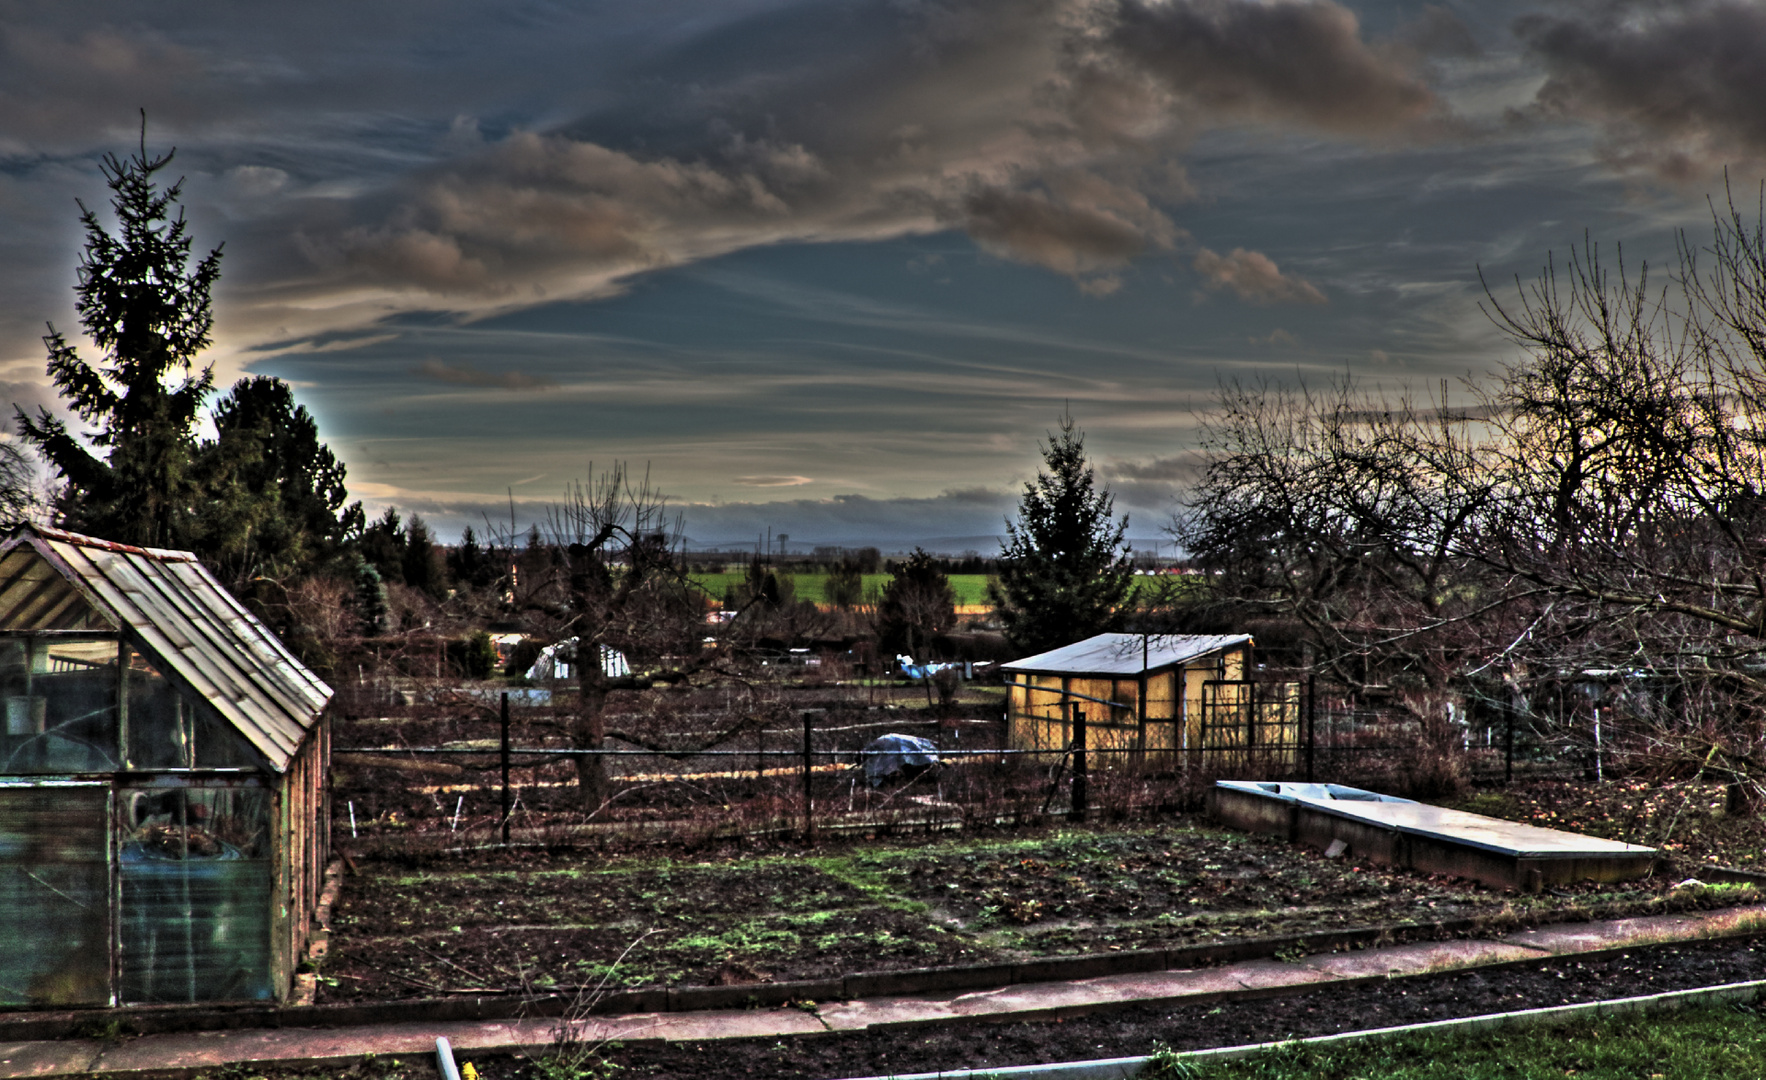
1178;184;1766;806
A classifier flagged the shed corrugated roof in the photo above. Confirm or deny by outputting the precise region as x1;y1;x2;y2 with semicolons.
0;525;332;771
1002;632;1252;676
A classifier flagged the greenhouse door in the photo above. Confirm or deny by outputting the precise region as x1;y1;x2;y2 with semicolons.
0;783;112;1006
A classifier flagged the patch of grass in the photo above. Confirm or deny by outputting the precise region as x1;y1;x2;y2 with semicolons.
1163;1004;1766;1079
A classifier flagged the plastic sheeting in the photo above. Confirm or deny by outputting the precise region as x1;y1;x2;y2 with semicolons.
860;733;940;788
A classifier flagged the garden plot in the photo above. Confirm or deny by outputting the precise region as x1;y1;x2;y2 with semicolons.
319;819;1700;1002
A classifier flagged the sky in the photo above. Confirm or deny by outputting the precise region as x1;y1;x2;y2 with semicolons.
2;0;1763;553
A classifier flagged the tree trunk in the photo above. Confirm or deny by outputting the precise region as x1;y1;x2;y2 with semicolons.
574;648;609;812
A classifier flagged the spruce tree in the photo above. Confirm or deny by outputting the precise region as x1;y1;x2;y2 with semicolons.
990;416;1134;654
17;129;221;548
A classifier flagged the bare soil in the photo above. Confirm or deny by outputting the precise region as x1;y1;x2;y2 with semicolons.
322;815;1738;1002
587;934;1766;1079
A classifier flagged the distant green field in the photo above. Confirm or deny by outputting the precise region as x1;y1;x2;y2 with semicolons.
690;571;1194;608
690;572;993;607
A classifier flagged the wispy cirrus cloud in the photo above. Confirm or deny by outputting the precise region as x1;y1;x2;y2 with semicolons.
412;359;557;390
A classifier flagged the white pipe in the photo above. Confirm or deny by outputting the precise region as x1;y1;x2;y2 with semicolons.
436;1037;462;1080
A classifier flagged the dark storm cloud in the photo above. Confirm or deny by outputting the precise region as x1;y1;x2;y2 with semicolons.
227;0;1462;324
1100;453;1202;515
1515;0;1766;181
1103;0;1448;138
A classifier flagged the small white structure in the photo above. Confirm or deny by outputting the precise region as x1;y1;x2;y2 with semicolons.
525;637;631;682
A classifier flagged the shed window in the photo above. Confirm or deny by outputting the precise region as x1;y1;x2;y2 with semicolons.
0;637;119;774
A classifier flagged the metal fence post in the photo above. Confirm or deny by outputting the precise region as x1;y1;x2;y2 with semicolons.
1305;675;1316;783
1071;708;1087;821
500;691;511;845
802;710;815;842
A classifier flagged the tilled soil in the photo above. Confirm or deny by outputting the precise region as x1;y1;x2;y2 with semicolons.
324;821;1722;1000
574;935;1766;1079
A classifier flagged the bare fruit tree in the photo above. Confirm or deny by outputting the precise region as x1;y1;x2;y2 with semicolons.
1178;184;1766;807
541;464;705;810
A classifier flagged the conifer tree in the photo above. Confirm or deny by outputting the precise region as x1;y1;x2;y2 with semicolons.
991;416;1134;654
876;548;956;658
17;127;221;548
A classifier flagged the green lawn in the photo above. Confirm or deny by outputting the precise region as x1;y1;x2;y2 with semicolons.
1171;1003;1766;1079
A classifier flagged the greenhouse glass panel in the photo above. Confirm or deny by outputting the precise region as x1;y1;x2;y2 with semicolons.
118;783;273;1003
0;784;112;1005
0;637;119;774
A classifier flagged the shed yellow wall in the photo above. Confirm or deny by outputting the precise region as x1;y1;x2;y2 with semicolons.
1009;644;1240;762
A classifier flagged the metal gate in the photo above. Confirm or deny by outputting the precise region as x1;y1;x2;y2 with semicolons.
1199;680;1302;771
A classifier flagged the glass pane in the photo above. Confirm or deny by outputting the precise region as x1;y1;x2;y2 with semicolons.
193;703;261;769
125;649;259;770
0;638;120;774
118;785;273;1003
0;785;112;1006
126;649;191;769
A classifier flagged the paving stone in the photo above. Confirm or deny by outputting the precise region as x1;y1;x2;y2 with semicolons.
1302;940;1541;980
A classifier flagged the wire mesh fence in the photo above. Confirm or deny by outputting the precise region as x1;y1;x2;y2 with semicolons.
328;679;1588;852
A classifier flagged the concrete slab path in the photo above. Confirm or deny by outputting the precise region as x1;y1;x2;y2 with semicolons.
7;904;1764;1079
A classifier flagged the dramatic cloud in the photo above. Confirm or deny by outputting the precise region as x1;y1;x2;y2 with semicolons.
413;360;557;390
1516;0;1766;182
1193;247;1327;304
1104;0;1448;138
236;0;1455;330
958;183;1178;278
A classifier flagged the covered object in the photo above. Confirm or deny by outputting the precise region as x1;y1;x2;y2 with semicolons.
859;733;940;787
0;525;332;1007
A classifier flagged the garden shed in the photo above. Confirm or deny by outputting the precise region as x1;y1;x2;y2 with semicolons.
1003;633;1297;767
0;525;332;1008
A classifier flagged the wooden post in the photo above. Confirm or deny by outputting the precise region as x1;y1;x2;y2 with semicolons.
500;692;512;845
1070;707;1088;821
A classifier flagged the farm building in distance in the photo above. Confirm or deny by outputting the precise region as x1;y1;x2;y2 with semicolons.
1003;633;1299;767
0;525;331;1008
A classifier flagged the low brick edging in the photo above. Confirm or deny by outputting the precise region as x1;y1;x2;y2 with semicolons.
5;884;1762;1044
